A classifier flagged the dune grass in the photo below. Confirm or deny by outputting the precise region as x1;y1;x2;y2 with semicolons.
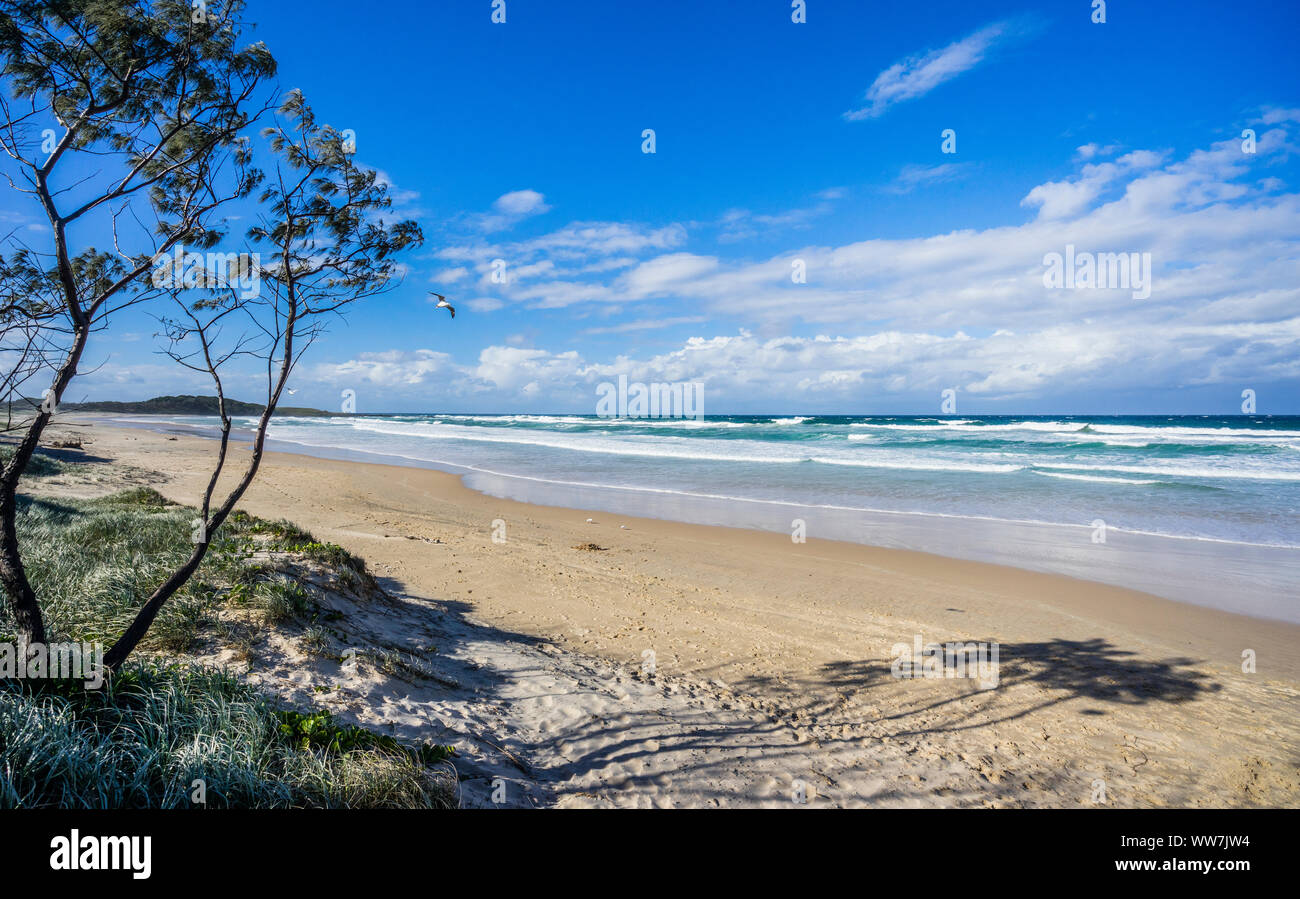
0;447;64;478
0;486;456;809
0;664;452;808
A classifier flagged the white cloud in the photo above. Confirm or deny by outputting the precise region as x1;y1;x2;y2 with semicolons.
1261;107;1300;125
714;191;840;242
473;345;585;393
886;162;970;194
312;126;1300;409
494;189;549;217
434;221;690;309
369;169;425;219
316;349;457;388
581;315;707;336
469;189;553;231
432;266;469;284
316;303;1300;409
621;253;719;298
845;20;1022;121
428;128;1300;355
1021;150;1168;220
440;222;685;267
1075;143;1119;161
465;296;505;313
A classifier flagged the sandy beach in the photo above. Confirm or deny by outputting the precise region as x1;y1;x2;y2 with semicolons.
29;417;1300;808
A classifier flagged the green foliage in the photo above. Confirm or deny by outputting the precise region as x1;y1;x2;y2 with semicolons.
0;448;62;477
0;1;415;679
11;492;212;647
59;395;329;417
249;88;425;319
274;708;453;766
299;624;331;657
229;510;315;546
94;486;172;507
298;541;366;573
250;576;314;623
0;488;455;809
0;0;276;310
0;663;454;808
4;488;378;648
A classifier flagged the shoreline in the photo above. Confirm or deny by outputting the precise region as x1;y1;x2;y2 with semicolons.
47;415;1300;661
23;417;1300;806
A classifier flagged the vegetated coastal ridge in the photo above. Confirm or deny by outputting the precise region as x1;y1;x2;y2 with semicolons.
51;394;331;418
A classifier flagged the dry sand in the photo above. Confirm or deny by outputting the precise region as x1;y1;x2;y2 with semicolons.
27;417;1300;807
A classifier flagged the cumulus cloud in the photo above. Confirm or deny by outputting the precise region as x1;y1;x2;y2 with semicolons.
469;189;553;231
1021;151;1167;220
1075;143;1119;161
312;310;1299;410
317;349;459;388
1261;107;1300;125
468;130;1297;337
433;221;689;309
432;266;469;285
315;125;1300;409
494;189;548;217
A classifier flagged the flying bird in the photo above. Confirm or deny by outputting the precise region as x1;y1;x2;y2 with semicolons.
430;292;455;318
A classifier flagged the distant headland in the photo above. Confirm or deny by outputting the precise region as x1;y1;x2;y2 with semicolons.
57;395;332;418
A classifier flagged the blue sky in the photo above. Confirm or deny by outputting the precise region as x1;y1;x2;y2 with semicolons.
16;0;1300;413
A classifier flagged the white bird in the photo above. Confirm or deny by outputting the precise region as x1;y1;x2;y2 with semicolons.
586;518;595;523
430;292;455;318
287;388;297;395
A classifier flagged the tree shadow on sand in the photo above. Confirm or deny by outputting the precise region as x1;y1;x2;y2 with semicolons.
881;636;1219;736
726;636;1222;738
302;579;1227;807
524;636;1225;806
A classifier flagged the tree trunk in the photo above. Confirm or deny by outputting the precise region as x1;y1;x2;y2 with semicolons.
103;301;295;670
0;326;87;645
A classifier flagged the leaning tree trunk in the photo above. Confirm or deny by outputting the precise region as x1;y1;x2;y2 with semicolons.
0;323;89;645
102;297;297;670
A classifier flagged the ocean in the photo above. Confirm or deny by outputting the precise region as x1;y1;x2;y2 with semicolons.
117;413;1300;622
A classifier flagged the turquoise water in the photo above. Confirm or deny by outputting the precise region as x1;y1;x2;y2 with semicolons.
118;413;1300;620
258;413;1300;545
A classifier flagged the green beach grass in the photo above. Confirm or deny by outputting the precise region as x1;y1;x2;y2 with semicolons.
0;454;455;809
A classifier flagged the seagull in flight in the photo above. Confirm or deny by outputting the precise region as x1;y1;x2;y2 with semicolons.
430;292;455;318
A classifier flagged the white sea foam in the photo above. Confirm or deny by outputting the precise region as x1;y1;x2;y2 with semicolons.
97;413;1300;558
1033;471;1160;485
340;419;1027;473
1035;461;1300;482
